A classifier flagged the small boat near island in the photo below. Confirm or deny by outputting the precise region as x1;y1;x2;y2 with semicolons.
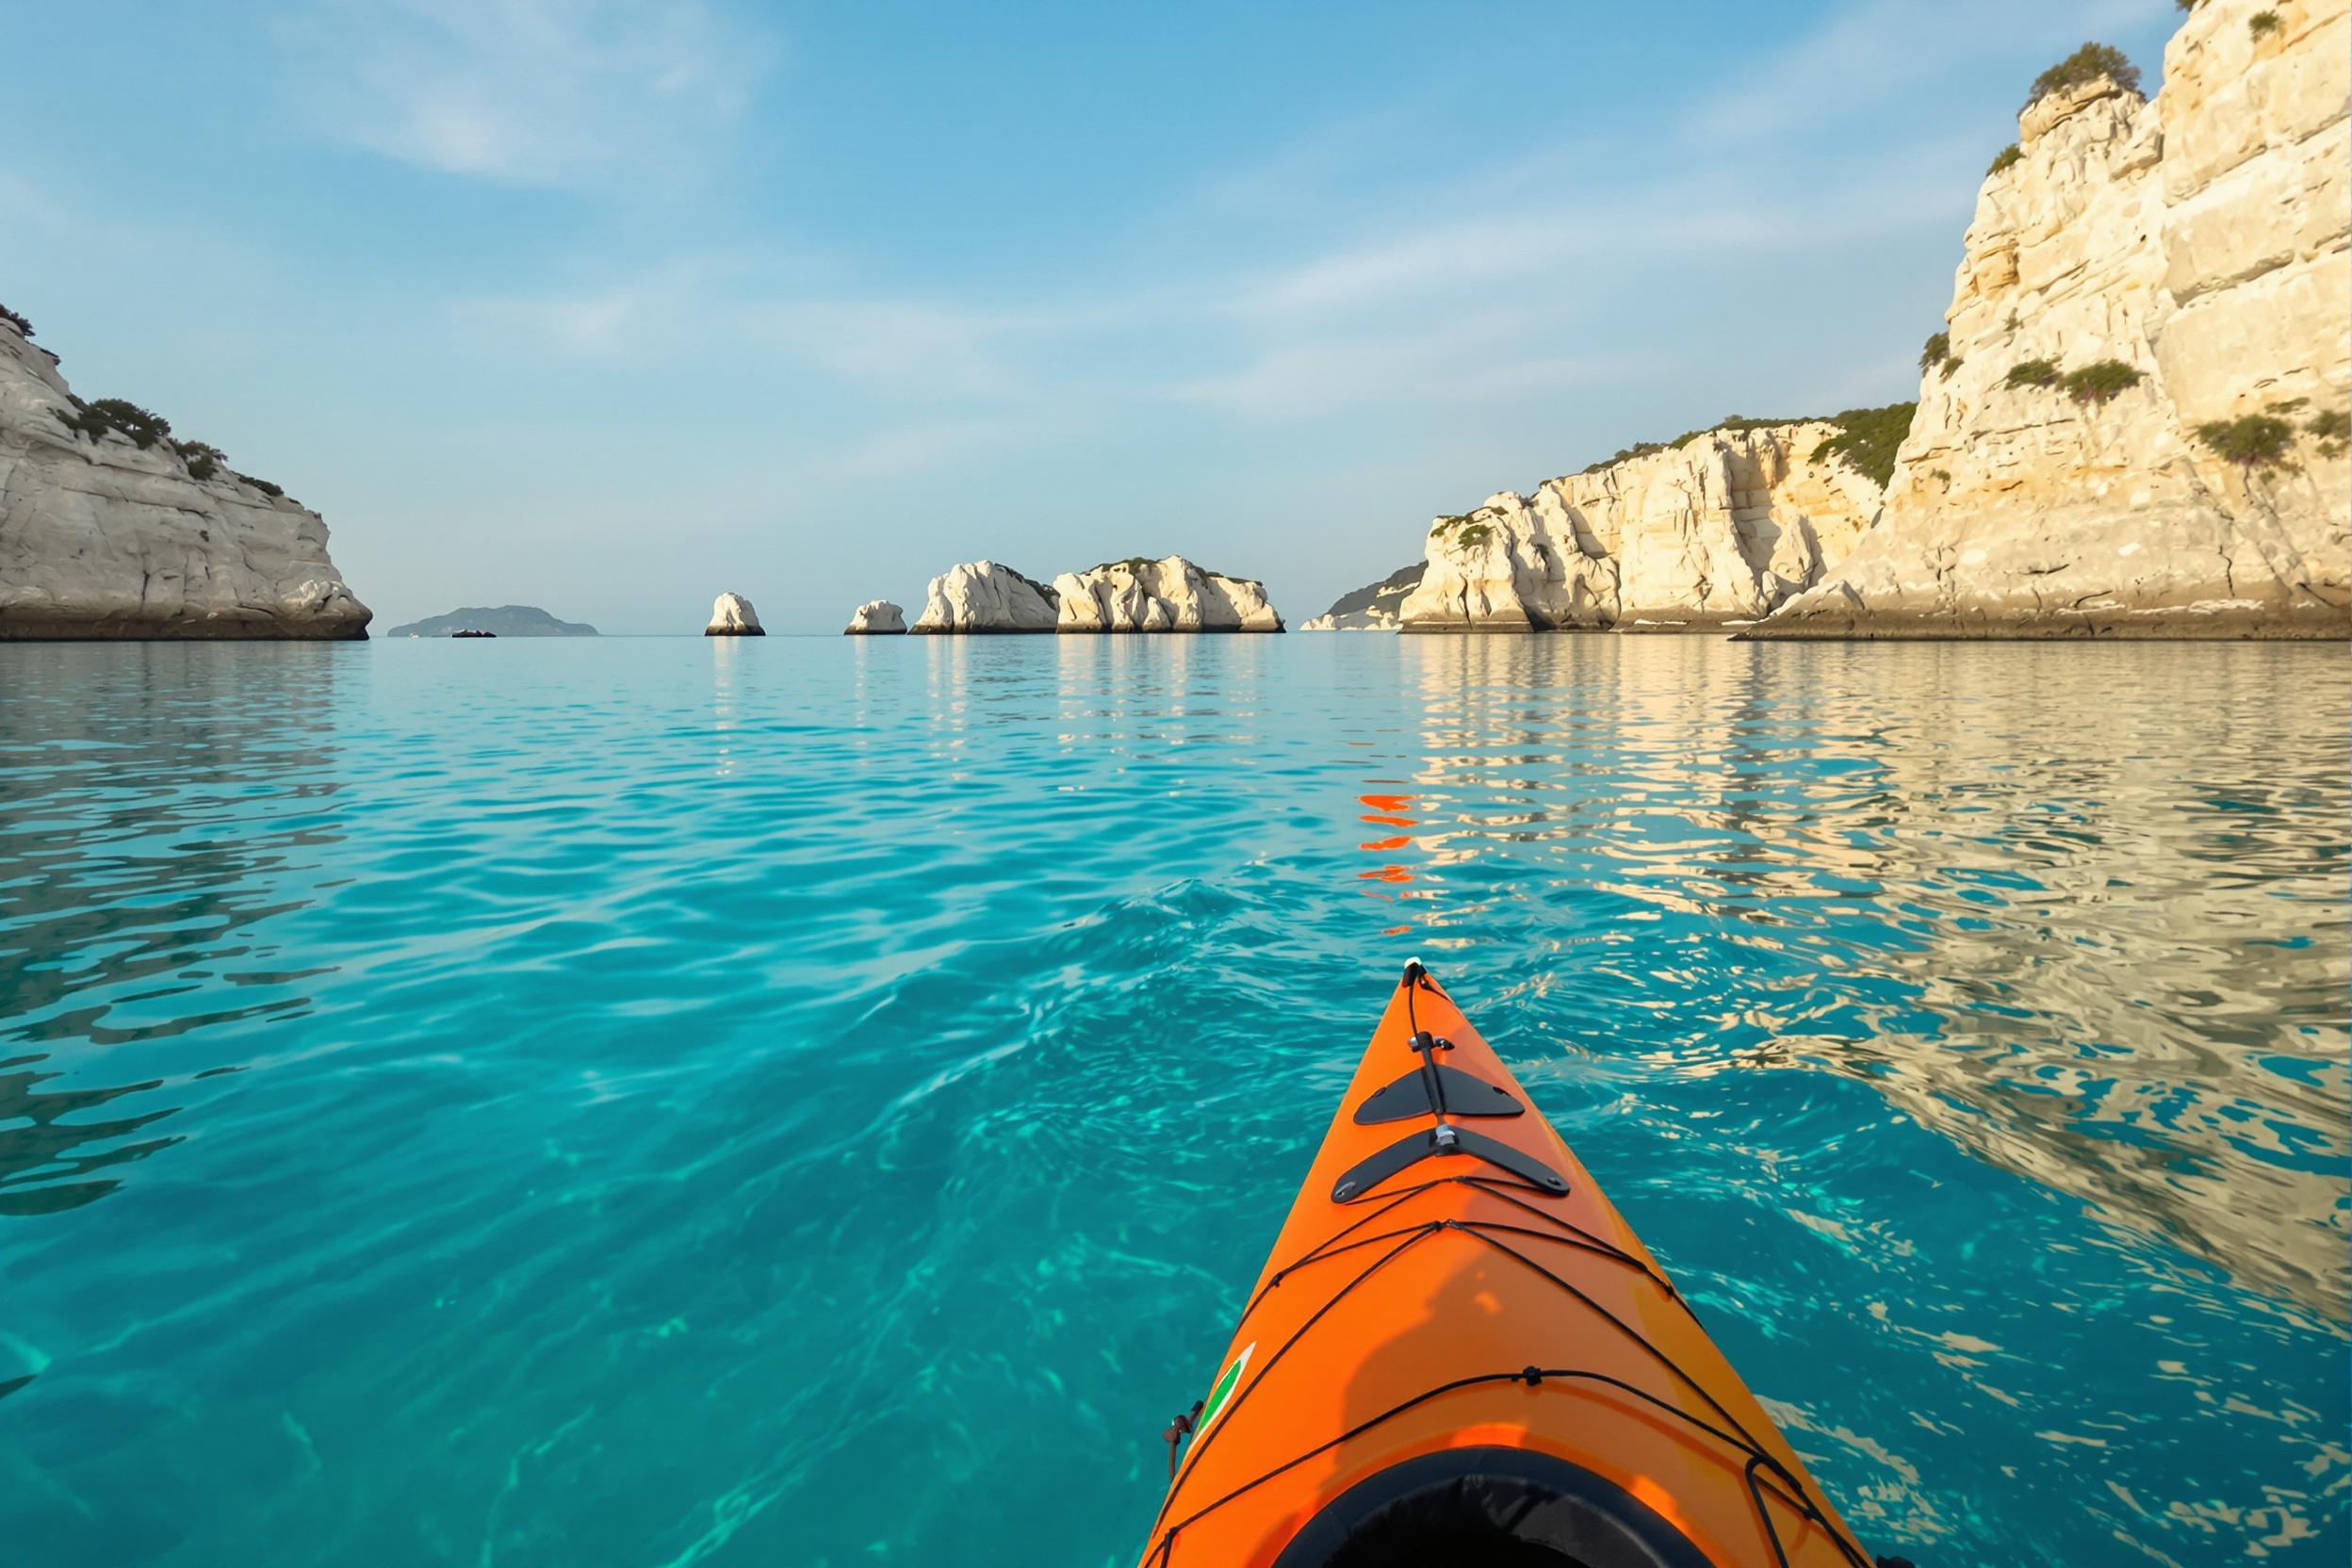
1140;962;1892;1568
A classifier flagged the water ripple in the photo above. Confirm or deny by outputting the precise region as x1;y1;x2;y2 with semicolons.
0;635;2342;1565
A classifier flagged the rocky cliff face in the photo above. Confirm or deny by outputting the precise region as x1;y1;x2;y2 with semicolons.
1758;0;2350;639
910;561;1061;632
1052;556;1282;631
1396;421;1886;631
0;318;369;639
1303;563;1425;629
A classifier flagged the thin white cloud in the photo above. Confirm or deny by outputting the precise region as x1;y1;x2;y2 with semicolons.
282;0;777;188
450;126;1975;427
1686;0;2167;145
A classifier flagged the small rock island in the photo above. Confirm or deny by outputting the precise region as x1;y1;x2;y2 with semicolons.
897;554;1283;633
845;600;906;634
706;593;765;636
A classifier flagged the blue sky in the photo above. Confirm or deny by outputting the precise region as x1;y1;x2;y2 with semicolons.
7;0;2180;633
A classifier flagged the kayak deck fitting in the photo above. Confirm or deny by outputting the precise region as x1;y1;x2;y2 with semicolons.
1137;961;1886;1568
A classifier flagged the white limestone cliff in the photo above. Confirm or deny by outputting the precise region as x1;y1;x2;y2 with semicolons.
1397;422;1886;631
844;599;906;634
1052;556;1283;632
705;592;764;635
910;561;1060;633
1303;564;1425;630
1756;0;2350;639
0;318;369;639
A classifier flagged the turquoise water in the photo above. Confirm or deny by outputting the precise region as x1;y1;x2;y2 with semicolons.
1;635;2344;1566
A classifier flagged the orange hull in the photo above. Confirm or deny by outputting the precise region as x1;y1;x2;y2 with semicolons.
1138;963;1876;1568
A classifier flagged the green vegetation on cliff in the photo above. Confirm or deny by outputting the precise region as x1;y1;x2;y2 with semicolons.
55;396;172;449
2194;414;2295;468
2027;42;2141;106
1807;402;1918;489
50;395;286;495
172;439;226;482
2062;360;2145;404
1579;415;1816;474
1569;405;1917;491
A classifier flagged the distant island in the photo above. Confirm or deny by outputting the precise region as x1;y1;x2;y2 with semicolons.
387;606;598;637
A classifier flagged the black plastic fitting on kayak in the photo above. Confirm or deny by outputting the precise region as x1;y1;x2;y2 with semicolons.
1354;1064;1523;1124
1332;1124;1569;1201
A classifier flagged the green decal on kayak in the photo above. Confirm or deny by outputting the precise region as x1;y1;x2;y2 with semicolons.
1199;1341;1254;1433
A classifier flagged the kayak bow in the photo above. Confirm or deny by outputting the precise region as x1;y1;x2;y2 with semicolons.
1138;961;1877;1568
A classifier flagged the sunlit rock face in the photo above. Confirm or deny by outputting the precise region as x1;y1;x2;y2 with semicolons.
844;599;906;634
1396;423;1885;631
1303;563;1424;629
910;561;1060;633
1758;0;2351;639
0;319;369;640
705;593;764;635
1051;555;1282;632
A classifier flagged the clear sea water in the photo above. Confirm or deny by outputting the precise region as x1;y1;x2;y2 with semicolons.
1;635;2344;1567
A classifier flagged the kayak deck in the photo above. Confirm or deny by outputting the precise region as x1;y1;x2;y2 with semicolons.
1139;962;1875;1568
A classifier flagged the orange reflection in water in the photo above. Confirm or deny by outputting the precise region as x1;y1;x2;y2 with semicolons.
1356;792;1424;925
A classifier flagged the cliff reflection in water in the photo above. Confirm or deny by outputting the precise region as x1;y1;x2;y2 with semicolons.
1375;636;2348;1324
0;645;347;1220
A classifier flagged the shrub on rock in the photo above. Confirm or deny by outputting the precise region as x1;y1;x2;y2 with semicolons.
2027;43;2140;106
2195;415;2295;469
2062;360;2144;404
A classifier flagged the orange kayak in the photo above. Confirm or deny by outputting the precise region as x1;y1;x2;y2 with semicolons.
1137;961;1884;1568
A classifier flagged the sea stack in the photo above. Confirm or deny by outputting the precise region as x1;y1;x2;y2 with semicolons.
844;600;906;634
1051;555;1284;631
705;592;765;636
909;562;1060;632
